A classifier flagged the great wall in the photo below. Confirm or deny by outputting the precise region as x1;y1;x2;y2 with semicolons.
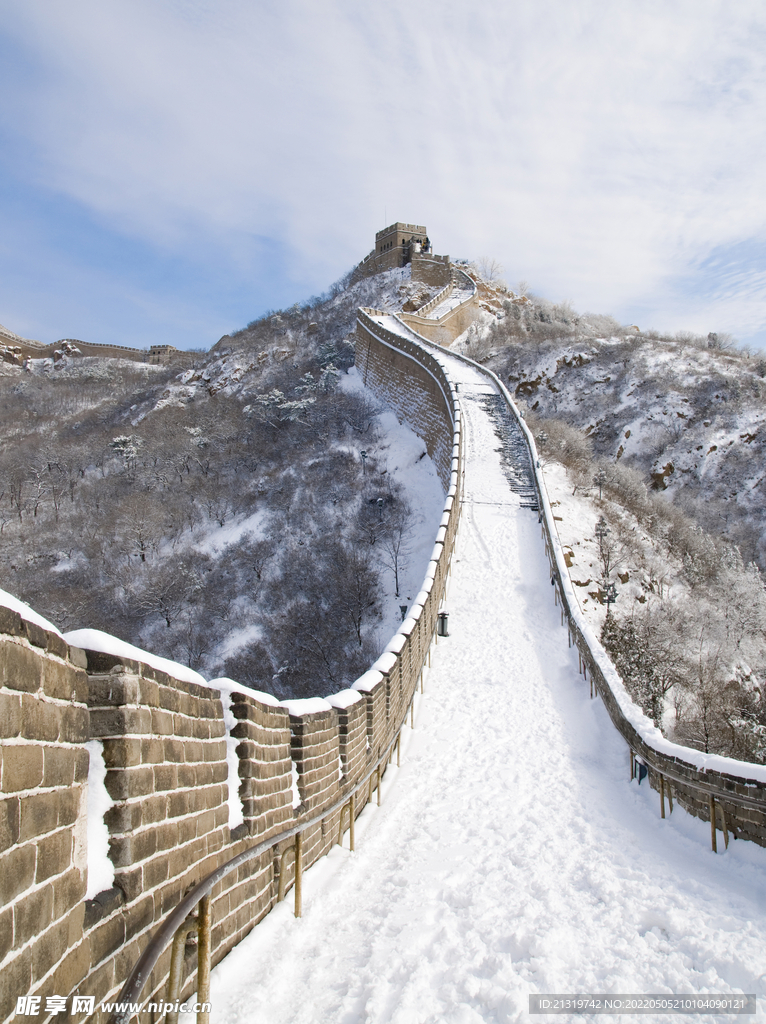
2;223;766;1023
0;322;193;368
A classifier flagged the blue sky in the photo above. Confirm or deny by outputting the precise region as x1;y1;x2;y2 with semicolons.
1;0;765;350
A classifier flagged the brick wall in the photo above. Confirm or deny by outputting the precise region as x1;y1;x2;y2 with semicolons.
356;309;457;489
352;248;452;287
399;268;480;346
0;317;464;1023
8;339;194;366
0;611;89;1024
410;254;452;289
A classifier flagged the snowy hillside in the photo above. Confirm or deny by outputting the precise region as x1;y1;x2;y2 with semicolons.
458;292;766;568
453;274;766;765
0;267;444;698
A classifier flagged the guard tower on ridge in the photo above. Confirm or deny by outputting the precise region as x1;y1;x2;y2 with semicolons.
374;222;431;266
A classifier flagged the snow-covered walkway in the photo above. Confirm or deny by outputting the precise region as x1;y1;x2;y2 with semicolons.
194;357;766;1024
425;281;475;319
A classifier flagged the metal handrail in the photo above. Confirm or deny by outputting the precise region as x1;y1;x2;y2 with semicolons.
110;723;410;1024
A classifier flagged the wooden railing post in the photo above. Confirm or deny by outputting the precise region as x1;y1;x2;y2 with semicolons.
165;915;198;1024
197;896;211;1024
709;794;717;853
294;832;303;917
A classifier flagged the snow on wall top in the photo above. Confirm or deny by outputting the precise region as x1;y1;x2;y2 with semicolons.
0;587;63;637
63;628;208;688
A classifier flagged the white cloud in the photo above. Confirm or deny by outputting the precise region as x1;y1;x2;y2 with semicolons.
2;0;766;343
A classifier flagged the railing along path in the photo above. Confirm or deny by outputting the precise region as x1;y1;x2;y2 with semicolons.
411;335;766;855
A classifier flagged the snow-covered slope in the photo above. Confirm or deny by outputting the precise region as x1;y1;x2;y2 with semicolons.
473;324;766;568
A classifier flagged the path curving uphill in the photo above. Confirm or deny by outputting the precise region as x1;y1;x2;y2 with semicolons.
197;306;766;1024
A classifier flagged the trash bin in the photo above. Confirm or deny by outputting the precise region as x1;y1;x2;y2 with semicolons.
437;611;449;637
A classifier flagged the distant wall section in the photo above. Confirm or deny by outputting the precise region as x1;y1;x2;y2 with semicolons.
356;309;455;489
1;338;195;367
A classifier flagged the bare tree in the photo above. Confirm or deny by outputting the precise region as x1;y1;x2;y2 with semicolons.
379;498;414;598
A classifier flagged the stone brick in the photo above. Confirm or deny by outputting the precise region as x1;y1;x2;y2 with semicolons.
4;743;44;793
52;865;87;917
174;690;194;717
45;633;69;661
102;736;142;769
181;764;203;789
59;704;90;743
36;827;73;883
140;736;165;765
0;946;32;1024
154;820;184;853
115;865;143;902
104;800;141;834
43;745;78;788
143;853;169;890
13;882;54;947
41;658;75;700
174;714;193;738
92;672;144;708
110;826;157;867
153;764;177;791
83;885;123;928
194;809;218;838
74;746;90;783
57;786;83;828
124;893;154;942
138;677;160;707
24;620;48;649
158;685;181;713
167;791;189;818
0;640;42;693
0;794;21;854
104;765;154;801
87;906;126;962
0;903;13;962
163;737;185;763
68;645;88;670
30;916;70;984
112;937;144;993
79;957;115;1009
67;900;85;944
205;738;228;761
151;707;174;736
0;689;22;738
0;605;24;637
83;649;138;673
20;694;61;742
90;706;149;737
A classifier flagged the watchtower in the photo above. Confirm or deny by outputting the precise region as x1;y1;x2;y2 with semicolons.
374;222;431;266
